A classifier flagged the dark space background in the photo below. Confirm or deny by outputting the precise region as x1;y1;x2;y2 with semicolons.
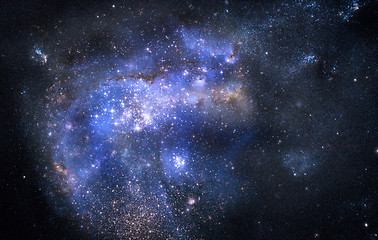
0;0;377;239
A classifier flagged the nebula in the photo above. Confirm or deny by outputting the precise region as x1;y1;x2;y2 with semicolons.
7;1;375;239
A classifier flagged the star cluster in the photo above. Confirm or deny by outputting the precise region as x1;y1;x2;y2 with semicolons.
41;14;257;239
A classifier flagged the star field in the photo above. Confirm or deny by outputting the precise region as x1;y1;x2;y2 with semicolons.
1;0;377;239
